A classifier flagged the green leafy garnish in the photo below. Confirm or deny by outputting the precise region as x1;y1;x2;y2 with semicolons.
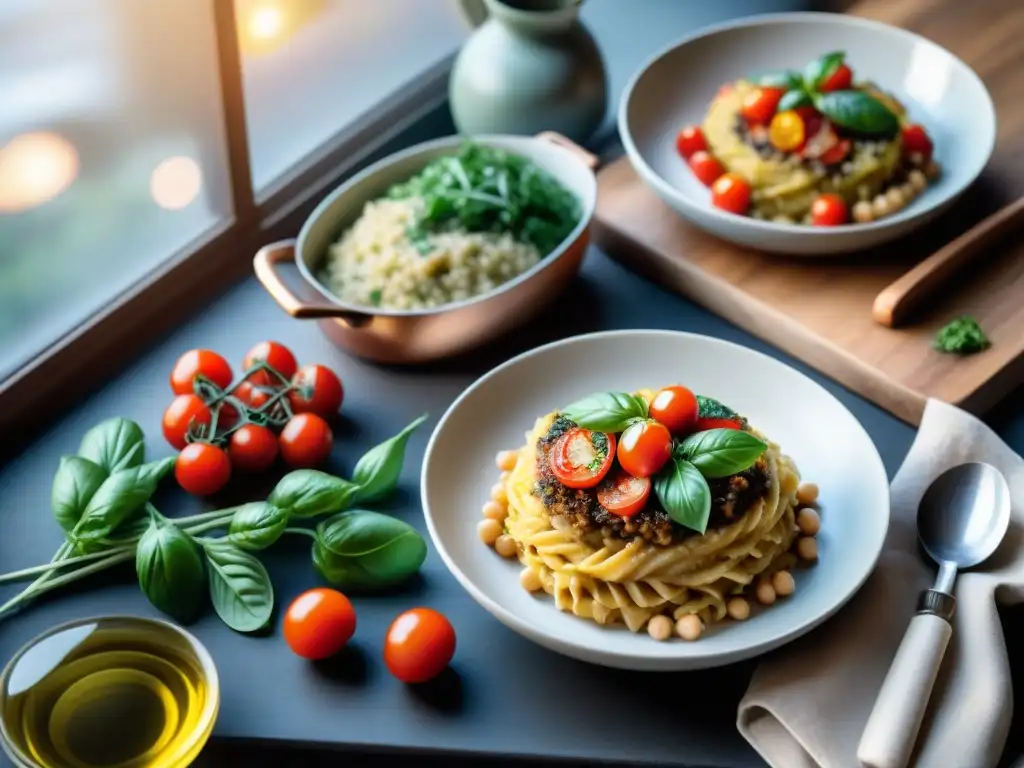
933;317;990;355
387;142;581;256
803;51;846;91
814;90;899;137
696;395;745;425
752;70;803;90
653;457;712;534
779;89;814;112
560;392;649;433
677;428;767;479
368;289;383;306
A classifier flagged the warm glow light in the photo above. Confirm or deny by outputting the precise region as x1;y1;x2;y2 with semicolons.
149;156;202;211
249;6;284;40
0;132;79;213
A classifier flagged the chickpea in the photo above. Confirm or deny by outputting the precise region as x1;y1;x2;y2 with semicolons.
797;507;821;536
852;200;874;223
755;580;777;606
495;450;518;471
773;214;795;225
900;182;917;202
647;615;673;641
499;470;511;482
494;534;518;558
727;597;751;621
478;518;503;546
925;160;941;181
520;568;543;593
675;614;703;641
797;536;819;561
871;194;891;219
482;500;508;522
490;483;508;505
909;169;928;192
772;570;796;597
796;482;819;506
885;186;906;212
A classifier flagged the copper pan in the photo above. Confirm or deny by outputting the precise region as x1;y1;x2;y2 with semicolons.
254;131;599;365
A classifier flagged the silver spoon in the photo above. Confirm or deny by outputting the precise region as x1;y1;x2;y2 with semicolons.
858;462;1011;768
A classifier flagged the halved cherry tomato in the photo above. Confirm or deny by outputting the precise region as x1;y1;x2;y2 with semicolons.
768;110;806;152
279;413;333;468
549;427;616;489
810;193;849;226
649;385;699;434
696;416;743;431
288;364;344;417
820;63;853;93
243;341;298;387
229;424;279;472
675;125;707;159
175;442;231;496
819;138;851;166
597;469;652;518
284;588;356;660
162;394;212;450
688;151;726;187
170;349;233;396
384;607;456;684
901;124;933;163
710;173;752;215
741;86;785;126
617;419;672;478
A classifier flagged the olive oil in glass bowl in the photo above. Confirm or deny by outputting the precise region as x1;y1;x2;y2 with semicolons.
0;616;219;768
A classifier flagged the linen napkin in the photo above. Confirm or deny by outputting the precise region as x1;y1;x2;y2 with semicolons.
738;398;1024;768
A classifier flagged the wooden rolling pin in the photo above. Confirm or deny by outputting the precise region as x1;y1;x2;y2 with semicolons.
872;196;1024;328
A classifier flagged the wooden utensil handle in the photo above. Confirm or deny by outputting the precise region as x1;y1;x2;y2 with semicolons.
872;196;1024;328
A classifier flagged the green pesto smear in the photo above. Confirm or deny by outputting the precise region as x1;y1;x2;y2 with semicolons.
933;316;990;355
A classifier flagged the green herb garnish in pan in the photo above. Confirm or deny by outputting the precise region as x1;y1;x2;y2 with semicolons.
386;141;582;256
933;316;991;355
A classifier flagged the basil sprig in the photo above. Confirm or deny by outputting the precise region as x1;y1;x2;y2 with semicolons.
654;458;712;534
560;391;648;432
677;428;767;478
136;515;206;623
313;510;427;589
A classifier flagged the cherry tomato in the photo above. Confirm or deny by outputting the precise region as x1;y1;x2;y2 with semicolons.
384;608;456;684
819;63;853;93
901;124;933;163
162;394;212;450
617;419;672;478
818;138;851;166
597;469;652;518
233;380;271;410
170;349;233;396
768;110;806;152
279;413;333;468
243;341;298;387
175;442;231;496
696;416;743;431
675;125;707;159
649;385;699;434
810;193;849;226
741;86;785;126
229;424;279;472
283;588;356;660
688;151;726;187
710;173;752;215
288;364;344;417
549;427;616;489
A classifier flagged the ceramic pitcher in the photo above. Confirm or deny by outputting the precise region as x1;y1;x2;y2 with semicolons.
450;0;608;145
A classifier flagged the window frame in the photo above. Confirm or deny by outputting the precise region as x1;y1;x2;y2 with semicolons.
0;1;458;433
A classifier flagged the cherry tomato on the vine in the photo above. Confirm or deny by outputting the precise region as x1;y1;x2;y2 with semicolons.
170;349;233;396
741;86;785;126
549;427;616;489
284;588;357;660
617;419;672;478
649;385;699;434
243;341;297;387
710;173;752;215
596;469;652;518
384;607;456;684
810;193;848;226
229;424;279;473
279;413;333;468
675;125;707;159
175;442;231;496
234;380;272;410
162;394;212;450
688;151;726;187
288;364;344;417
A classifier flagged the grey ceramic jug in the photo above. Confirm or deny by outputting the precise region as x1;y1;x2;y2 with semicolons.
450;0;608;145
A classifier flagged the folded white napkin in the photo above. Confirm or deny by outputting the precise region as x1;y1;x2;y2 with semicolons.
738;398;1024;768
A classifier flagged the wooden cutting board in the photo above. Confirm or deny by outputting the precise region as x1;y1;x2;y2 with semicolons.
591;156;1024;425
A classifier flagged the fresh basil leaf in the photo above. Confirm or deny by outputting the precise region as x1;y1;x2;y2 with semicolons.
268;469;358;519
204;540;274;633
654;458;711;534
814;90;898;137
803;50;845;91
228;502;289;551
678;428;767;478
314;510;427;589
136;516;206;623
72;457;176;544
351;414;428;504
752;70;803;89
77;418;146;473
560;392;648;432
51;456;107;533
779;88;813;112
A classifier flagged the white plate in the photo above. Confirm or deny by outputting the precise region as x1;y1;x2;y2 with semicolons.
421;330;889;670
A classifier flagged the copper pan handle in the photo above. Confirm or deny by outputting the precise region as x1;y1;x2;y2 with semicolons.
253;240;372;327
535;131;600;171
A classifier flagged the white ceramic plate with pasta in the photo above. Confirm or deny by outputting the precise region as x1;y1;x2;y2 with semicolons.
421;330;889;670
